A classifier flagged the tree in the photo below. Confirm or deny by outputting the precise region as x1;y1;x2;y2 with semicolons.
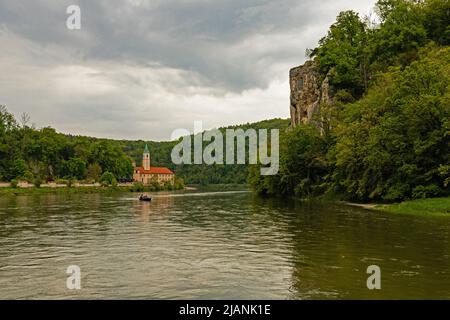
100;171;117;187
87;163;102;182
423;0;450;45
62;157;87;180
371;0;428;68
334;47;450;201
20;112;30;128
312;11;368;97
249;125;329;197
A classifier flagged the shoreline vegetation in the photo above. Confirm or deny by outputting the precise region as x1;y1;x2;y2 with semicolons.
1;180;448;217
373;197;450;216
0;183;250;196
0;1;448;217
249;0;450;211
345;197;450;216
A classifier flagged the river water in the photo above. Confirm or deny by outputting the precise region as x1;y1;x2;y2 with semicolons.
0;191;449;299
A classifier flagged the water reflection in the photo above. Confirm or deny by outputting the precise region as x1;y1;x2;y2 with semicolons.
0;191;449;299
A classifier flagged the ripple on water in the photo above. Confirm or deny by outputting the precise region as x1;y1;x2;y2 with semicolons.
0;192;449;299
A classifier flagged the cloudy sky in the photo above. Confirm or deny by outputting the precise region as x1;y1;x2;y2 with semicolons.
0;0;376;141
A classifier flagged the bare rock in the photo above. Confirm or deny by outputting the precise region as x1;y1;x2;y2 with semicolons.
289;60;333;128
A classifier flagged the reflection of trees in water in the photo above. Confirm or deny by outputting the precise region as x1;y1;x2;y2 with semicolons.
0;193;106;238
165;193;297;241
284;204;450;299
133;195;174;224
1;192;449;299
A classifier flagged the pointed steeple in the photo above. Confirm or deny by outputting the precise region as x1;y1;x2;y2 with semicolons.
143;144;151;170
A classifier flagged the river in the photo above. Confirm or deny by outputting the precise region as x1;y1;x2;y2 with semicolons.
0;191;449;299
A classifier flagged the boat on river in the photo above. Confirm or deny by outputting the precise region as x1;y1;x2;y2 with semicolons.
139;194;152;202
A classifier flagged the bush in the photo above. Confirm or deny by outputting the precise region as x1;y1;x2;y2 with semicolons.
23;171;34;183
66;178;75;188
164;181;173;191
173;178;185;190
131;182;145;192
412;185;442;199
34;177;42;188
100;171;117;187
383;183;411;202
10;179;18;188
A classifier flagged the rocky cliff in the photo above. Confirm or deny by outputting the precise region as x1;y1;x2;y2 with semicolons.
289;60;333;127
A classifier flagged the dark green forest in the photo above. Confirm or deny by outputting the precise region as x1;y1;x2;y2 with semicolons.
249;0;450;202
0;106;288;185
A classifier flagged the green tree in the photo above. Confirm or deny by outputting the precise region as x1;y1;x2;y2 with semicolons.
62;157;87;180
371;0;428;68
423;0;450;45
100;171;117;187
334;47;450;201
87;163;102;182
312;10;368;97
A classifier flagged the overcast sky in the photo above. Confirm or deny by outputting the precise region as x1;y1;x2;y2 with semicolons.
0;0;376;141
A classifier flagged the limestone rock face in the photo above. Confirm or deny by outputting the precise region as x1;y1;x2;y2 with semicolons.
289;60;333;127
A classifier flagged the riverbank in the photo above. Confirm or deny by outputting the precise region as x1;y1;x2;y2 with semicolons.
329;194;450;217
0;184;249;196
188;184;250;192
0;186;133;196
372;197;450;216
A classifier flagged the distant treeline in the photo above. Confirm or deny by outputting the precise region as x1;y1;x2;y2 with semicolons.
249;0;450;202
104;118;289;185
0;107;133;184
0;107;289;185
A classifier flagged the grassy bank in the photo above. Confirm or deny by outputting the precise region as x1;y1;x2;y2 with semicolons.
0;184;248;196
0;186;133;196
373;197;450;216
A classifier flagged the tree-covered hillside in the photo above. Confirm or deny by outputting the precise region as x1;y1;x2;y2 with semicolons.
0;107;289;185
250;0;450;202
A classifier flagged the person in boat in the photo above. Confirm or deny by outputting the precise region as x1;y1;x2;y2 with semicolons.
139;194;151;201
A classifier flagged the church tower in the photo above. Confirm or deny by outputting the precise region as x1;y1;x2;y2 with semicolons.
142;144;151;170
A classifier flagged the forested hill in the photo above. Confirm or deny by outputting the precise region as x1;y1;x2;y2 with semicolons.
250;0;450;203
0;109;289;185
124;118;289;184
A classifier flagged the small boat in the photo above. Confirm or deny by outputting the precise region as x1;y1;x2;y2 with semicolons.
139;194;152;202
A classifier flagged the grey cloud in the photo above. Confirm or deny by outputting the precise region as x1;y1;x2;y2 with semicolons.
0;0;374;91
0;0;376;140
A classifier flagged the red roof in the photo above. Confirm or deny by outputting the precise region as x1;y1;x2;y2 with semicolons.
135;167;174;175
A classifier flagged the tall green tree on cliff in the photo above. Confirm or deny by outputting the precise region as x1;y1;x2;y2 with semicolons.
312;10;368;98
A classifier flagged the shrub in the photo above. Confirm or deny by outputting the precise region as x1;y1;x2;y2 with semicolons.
10;179;18;188
164;181;173;191
34;177;42;188
100;171;116;187
56;179;68;185
131;182;145;192
173;178;185;190
23;171;34;183
66;179;75;188
412;185;442;199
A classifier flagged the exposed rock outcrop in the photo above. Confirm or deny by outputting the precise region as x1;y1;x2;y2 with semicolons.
289;60;333;128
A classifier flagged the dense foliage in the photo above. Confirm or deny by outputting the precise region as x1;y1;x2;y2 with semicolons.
123;118;289;184
0;107;288;185
0;108;134;183
250;0;450;202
